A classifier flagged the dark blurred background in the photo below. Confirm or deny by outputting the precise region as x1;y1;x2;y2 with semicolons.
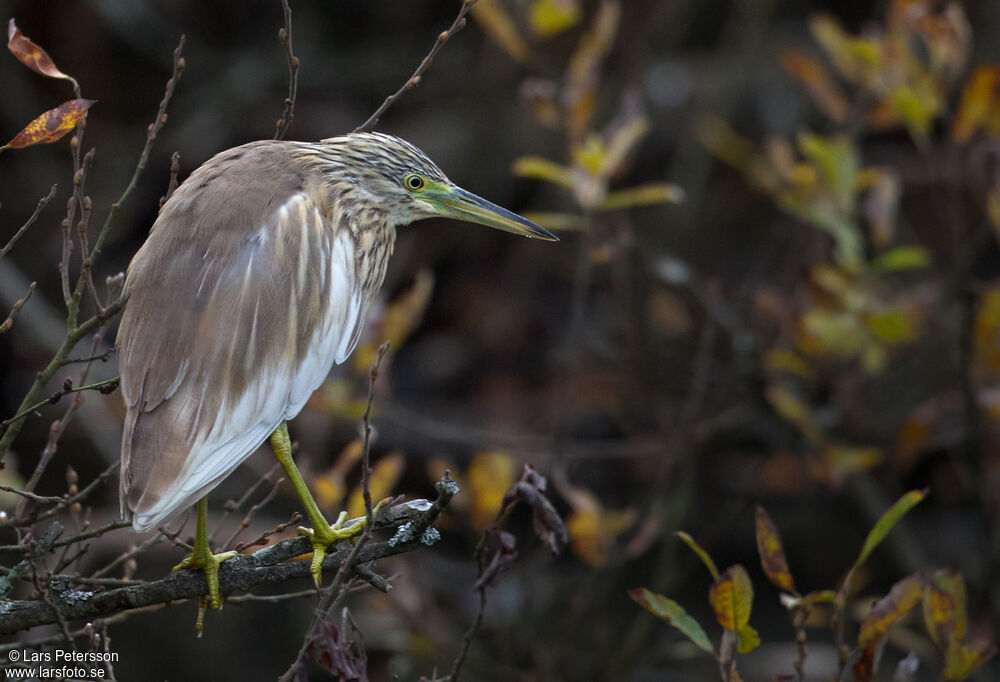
1;1;999;680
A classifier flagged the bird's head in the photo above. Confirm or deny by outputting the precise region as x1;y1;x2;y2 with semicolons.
321;132;558;241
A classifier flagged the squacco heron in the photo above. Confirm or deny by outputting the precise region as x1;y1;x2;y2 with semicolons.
117;132;556;609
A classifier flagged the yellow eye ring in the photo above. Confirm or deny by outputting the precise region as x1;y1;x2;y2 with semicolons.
404;174;425;191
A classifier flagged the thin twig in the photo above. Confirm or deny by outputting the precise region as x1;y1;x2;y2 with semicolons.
0;281;35;336
0;460;118;530
278;344;391;682
0;184;57;258
223;472;288;549
274;0;298;140
60;348;114;366
233;512;301;553
354;0;479;132
0;486;63;505
362;342;391;528
159;151;181;209
211;462;282;542
0;377;119;431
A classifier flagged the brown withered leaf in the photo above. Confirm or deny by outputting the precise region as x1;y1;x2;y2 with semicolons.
754;506;796;594
307;610;368;681
854;574;925;682
3;99;94;150
475;529;517;589
498;464;568;554
7;19;75;83
780;50;849;123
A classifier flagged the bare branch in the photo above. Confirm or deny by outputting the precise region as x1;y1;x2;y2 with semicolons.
0;377;119;432
354;0;479;132
0;185;57;259
273;0;299;140
0;281;35;336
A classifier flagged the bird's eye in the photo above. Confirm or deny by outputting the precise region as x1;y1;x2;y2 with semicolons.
404;174;425;191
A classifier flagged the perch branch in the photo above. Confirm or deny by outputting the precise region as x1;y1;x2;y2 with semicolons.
0;487;454;635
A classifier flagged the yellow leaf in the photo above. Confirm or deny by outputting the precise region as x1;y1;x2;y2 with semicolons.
352;270;434;371
597;182;685;210
566;490;636;567
598;115;650;179
754;506;796;594
696;117;757;170
766;384;821;442
708;565;754;632
944;638;997;681
780;50;849;122
923;569;967;650
736;624;760;654
975;288;1000;376
511;156;575;189
3;99;94;150
470;0;532;63
854;574;925;682
986;184;1000;245
468;451;519;529
529;0;582;38
521;212;585;232
863;307;917;345
952;65;1000;143
763;349;814;378
563;1;620;142
816;444;883;486
346;452;405;518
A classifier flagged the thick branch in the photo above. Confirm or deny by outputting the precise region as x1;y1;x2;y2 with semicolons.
0;488;454;635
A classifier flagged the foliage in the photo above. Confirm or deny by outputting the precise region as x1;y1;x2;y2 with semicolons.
634;490;995;681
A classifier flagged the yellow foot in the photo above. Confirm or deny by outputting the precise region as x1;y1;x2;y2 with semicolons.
297;511;366;588
172;547;238;611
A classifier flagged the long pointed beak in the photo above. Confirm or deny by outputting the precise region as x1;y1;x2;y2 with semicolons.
429;186;559;241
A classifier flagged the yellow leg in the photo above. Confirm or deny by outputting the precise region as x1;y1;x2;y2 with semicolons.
270;422;366;587
171;497;237;631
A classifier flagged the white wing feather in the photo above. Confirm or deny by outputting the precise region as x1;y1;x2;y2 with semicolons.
130;195;366;531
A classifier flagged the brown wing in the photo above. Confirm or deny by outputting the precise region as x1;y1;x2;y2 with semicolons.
118;141;366;532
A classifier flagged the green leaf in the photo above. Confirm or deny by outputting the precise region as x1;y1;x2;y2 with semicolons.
628;587;715;654
855;489;927;569
675;531;720;580
736;624;760;654
871;246;932;273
